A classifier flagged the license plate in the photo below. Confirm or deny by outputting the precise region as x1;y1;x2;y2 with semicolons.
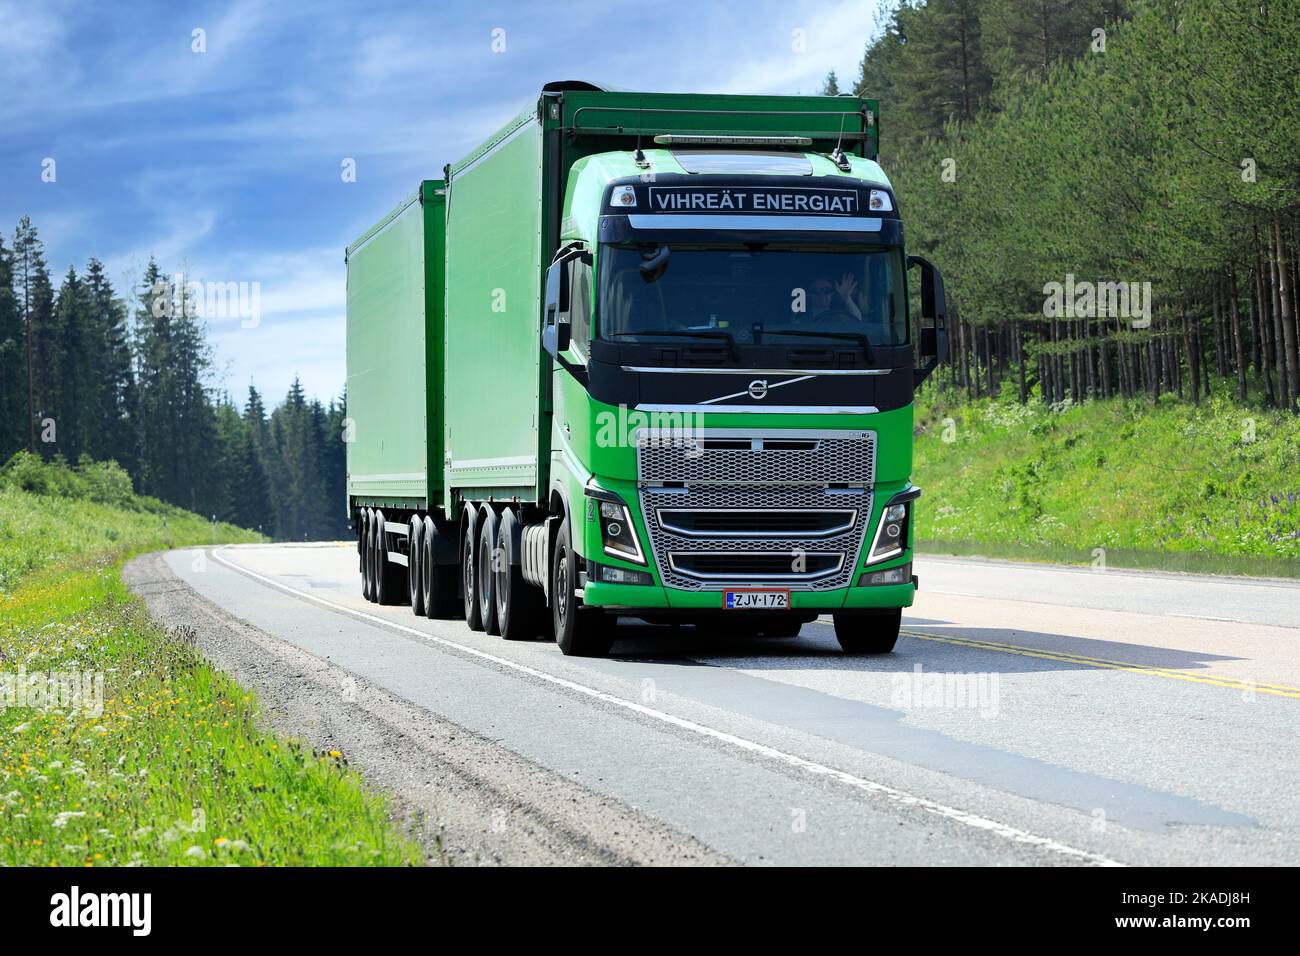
724;589;790;610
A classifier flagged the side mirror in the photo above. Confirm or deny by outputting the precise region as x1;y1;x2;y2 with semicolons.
638;244;670;284
542;257;573;357
907;254;949;386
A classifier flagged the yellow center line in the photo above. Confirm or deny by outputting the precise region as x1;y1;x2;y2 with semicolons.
899;629;1300;699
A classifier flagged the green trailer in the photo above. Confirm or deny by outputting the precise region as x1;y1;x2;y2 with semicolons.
346;81;948;656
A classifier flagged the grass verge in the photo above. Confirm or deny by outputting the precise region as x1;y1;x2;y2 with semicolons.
913;386;1300;576
0;475;423;866
917;538;1300;579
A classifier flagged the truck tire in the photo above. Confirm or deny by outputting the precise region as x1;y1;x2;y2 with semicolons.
476;508;501;636
421;516;457;619
552;515;614;657
832;609;901;654
362;508;375;602
408;516;425;615
462;508;484;631
373;509;404;606
357;513;366;574
495;508;545;641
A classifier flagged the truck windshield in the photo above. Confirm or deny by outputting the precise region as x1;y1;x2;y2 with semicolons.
597;244;906;347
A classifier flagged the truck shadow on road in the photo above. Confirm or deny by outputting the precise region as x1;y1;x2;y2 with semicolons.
604;615;1249;677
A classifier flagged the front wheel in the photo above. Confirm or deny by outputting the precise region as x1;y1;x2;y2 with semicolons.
832;609;901;655
551;516;614;657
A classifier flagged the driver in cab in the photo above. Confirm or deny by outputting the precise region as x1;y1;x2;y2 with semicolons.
805;273;862;323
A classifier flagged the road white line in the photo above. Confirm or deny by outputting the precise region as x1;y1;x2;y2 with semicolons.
207;546;1124;867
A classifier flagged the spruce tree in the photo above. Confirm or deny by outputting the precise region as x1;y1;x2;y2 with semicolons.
11;217;56;454
0;233;23;457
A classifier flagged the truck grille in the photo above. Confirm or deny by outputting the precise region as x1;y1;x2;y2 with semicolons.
636;429;875;591
668;552;843;580
638;430;874;486
655;508;857;538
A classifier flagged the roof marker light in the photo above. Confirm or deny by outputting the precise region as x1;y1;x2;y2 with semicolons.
653;134;814;147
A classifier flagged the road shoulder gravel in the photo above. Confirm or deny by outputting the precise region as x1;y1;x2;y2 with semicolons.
123;550;728;867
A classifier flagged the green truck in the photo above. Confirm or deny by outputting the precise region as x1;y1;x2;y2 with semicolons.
345;81;947;657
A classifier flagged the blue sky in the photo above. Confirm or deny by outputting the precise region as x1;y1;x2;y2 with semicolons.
1;0;880;406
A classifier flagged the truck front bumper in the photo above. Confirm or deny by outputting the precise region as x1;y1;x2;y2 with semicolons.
582;575;916;612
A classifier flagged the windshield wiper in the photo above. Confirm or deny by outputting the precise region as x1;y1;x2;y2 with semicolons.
765;328;872;355
609;328;738;357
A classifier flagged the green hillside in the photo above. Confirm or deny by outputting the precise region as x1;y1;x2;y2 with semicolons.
913;389;1300;576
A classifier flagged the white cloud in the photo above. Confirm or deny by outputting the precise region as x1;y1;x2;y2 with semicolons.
709;0;877;95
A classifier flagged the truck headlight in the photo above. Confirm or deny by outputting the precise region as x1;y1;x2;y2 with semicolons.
586;489;647;565
866;493;915;564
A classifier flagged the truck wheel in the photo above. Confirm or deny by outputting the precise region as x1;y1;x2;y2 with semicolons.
495;508;544;641
552;515;614;657
832;609;901;655
372;509;388;604
462;510;484;631
362;509;375;602
476;508;501;636
358;512;366;573
422;516;457;619
408;516;425;615
373;509;404;606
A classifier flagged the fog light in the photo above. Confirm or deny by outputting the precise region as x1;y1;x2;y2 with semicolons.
859;563;911;586
590;562;654;586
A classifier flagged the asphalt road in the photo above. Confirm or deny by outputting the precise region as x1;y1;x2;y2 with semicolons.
156;544;1300;866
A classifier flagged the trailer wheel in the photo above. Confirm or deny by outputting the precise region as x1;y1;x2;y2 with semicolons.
422;516;457;619
495;508;545;641
551;515;614;657
408;516;425;615
372;509;388;604
357;512;366;573
373;509;404;606
462;509;484;631
362;508;375;602
832;609;901;654
476;508;501;636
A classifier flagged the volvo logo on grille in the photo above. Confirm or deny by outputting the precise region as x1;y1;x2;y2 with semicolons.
748;379;769;400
